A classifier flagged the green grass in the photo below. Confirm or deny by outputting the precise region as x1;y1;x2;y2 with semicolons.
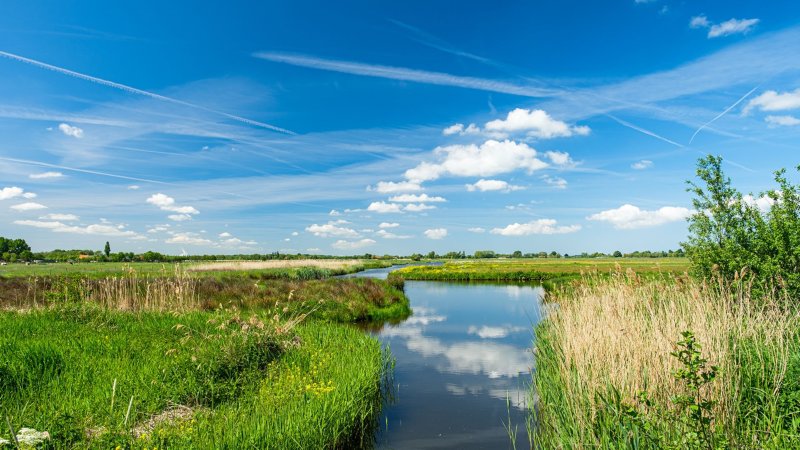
392;258;688;282
0;306;391;448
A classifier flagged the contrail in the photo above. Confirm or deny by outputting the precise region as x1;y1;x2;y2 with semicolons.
689;85;759;144
606;114;685;148
253;51;562;98
0;156;174;184
0;50;296;135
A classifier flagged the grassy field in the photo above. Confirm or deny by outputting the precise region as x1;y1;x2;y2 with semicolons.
0;262;408;448
391;257;689;282
0;259;399;279
532;273;800;448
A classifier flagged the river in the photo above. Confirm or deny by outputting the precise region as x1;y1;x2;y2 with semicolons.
344;265;544;449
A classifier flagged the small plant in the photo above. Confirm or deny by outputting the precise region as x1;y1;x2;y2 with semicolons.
669;331;721;450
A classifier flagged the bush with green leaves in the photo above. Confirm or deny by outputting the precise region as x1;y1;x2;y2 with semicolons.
684;155;800;296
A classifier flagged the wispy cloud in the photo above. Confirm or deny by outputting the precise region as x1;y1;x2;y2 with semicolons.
29;171;64;179
0;50;295;134
253;51;561;98
689;85;759;143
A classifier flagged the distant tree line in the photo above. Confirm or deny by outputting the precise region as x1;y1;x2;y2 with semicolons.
0;237;32;262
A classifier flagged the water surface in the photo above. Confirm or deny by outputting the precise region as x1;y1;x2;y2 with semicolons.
350;266;543;449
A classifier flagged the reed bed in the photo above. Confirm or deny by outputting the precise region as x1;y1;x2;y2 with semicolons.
186;259;365;272
533;272;800;448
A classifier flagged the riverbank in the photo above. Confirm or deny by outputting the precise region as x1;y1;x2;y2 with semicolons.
0;268;408;448
533;273;800;448
389;258;688;283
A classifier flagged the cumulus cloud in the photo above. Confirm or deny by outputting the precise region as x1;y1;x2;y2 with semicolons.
369;181;423;193
405;139;548;182
14;220;139;238
331;238;376;250
742;194;776;212
491;219;581;236
379;222;400;229
376;229;412;239
442;123;480;136
404;203;436;212
544;151;576;167
466;179;525;192
388;193;446;203
306;221;360;238
22;192;37;199
58;123;84;138
744;89;800;114
631;159;654;170
146;193;199;217
765;115;800;127
690;15;759;38
542;175;567;189
367;201;403;213
219;232;232;238
424;228;448;239
29;172;64;179
484;108;590;139
40;213;78;221
587;204;691;229
10;202;47;211
0;187;24;201
467;325;526;339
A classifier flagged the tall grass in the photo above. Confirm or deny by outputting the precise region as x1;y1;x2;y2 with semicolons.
533;272;800;448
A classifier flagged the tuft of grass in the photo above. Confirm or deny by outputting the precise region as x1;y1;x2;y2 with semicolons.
532;273;800;448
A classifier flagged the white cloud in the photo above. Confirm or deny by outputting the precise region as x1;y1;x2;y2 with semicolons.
146;193;199;217
367;201;403;213
167;214;193;222
58;123;84;138
442;122;480;136
219;232;232;238
467;227;486;233
765;115;800;127
379;222;400;229
424;228;448;239
40;213;78;221
306;248;321;253
587;204;691;229
291;231;299;236
404;203;436;212
166;232;212;245
22;192;37;199
331;238;376;250
10;202;47;211
388;193;446;203
370;181;423;193
443;123;464;135
544;150;575;167
29;171;64;179
0;187;24;200
745;89;800;114
466;179;525;193
376;229;412;239
128;185;140;190
690;15;759;38
689;15;710;29
467;325;526;339
708;18;760;38
306;221;360;238
329;209;341;216
631;159;654;170
742;194;776;212
542;175;567;189
405;139;548;182
484;108;590;139
14;220;139;238
491;219;581;236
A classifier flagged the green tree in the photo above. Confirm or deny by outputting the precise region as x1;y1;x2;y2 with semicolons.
613;250;622;258
512;250;523;258
104;241;111;258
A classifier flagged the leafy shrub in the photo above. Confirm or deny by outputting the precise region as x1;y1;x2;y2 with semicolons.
684;155;800;296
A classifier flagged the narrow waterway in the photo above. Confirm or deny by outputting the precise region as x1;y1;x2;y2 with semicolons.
346;266;544;449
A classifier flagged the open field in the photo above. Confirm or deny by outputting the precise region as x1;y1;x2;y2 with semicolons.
0;265;408;448
391;258;689;282
0;259;400;279
533;273;800;448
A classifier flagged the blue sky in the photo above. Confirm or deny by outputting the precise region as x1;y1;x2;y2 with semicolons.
1;1;800;255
